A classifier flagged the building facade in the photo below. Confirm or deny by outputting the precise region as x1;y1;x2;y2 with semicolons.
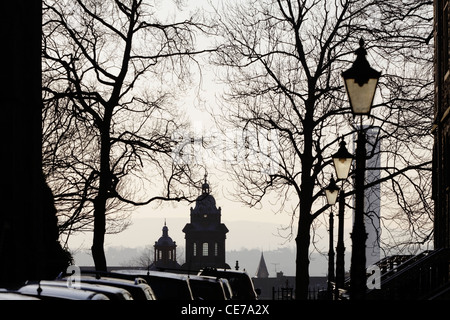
182;176;230;270
433;0;450;249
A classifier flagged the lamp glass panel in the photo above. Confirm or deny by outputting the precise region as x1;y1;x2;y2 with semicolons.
325;189;339;205
344;78;378;115
333;157;352;180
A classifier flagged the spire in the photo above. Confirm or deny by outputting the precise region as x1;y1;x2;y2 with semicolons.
202;171;210;194
256;252;269;278
162;219;169;237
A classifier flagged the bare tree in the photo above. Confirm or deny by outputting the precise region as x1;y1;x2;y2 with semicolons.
42;0;211;271
128;245;154;268
209;0;433;299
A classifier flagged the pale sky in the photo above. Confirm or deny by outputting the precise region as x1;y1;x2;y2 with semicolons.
65;0;355;276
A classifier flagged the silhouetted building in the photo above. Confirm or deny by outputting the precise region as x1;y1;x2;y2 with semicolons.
362;1;450;300
252;271;327;300
255;252;269;278
182;175;230;270
150;221;180;270
0;1;71;287
433;0;450;249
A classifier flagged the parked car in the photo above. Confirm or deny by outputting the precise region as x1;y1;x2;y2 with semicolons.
112;269;193;300
35;280;133;300
0;290;41;300
188;275;229;300
16;283;109;300
198;268;259;300
219;278;233;300
67;275;156;300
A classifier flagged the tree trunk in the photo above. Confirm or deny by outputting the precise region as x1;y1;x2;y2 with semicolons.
294;103;315;300
295;217;312;300
92;196;107;272
91;124;111;272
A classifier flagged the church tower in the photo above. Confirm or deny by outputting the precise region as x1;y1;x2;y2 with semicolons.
150;221;180;270
182;175;230;270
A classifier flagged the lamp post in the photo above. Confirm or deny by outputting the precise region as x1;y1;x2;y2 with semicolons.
331;139;353;298
341;38;381;300
324;176;339;298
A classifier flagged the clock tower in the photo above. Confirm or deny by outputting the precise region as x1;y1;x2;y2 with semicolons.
182;175;230;270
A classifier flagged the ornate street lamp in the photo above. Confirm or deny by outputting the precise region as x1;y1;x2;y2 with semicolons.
331;139;352;299
342;39;381;116
341;38;381;300
325;176;340;205
332;139;353;181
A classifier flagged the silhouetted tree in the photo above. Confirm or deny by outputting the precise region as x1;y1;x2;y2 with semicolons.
42;0;211;271
210;0;433;299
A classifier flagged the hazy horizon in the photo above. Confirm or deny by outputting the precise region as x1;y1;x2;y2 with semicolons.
69;243;344;277
66;211;354;277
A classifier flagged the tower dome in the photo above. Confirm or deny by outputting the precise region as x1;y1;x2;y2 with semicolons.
201;173;210;195
151;220;180;270
155;221;175;246
191;173;220;217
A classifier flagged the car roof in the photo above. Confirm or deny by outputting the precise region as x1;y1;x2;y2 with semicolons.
199;268;250;275
37;280;133;300
198;268;258;300
112;269;190;280
73;275;156;300
112;269;193;300
0;292;41;300
188;275;220;281
187;275;228;300
17;284;109;300
79;275;145;284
